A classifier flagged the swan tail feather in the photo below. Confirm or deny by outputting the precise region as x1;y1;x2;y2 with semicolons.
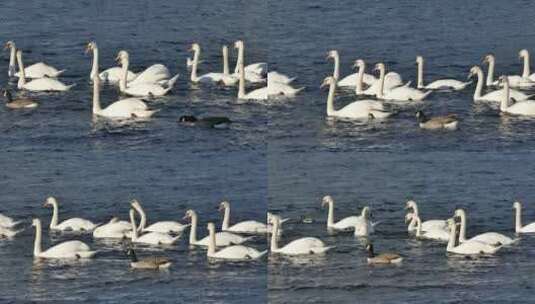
294;87;306;94
54;69;66;77
254;250;268;259
280;218;291;224
65;84;76;90
421;91;432;100
166;74;180;88
403;81;412;87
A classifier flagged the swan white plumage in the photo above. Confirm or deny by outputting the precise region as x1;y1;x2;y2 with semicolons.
184;209;251;247
44;197;97;232
86;41;136;83
321;76;391;119
411;214;449;241
326;50;376;87
5;41;65;78
130;199;189;234
117;51;178;96
128;209;180;245
375;63;431;101
351;59;405;96
454;209;515;246
519;49;535;81
483;53;535;88
322;195;362;231
0;225;22;238
189;43;231;84
267;212;287;236
270;214;332;255
267;77;304;97
92;73;157;119
206;223;266;261
468;66;532;102
16;50;74;92
405;200;446;232
446;218;502;255
237;61;267;100
268;71;295;84
32;218;96;259
416;56;471;90
353;206;376;237
499;75;535;116
233;40;266;83
513;201;535;233
92;217;132;239
219;201;267;234
0;213;21;228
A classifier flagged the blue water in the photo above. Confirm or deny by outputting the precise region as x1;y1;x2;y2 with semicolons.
2;0;535;303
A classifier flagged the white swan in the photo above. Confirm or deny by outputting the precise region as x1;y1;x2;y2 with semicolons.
129;209;180;245
130;199;189;234
446;218;501;255
405;200;446;232
416;55;470;90
375;63;431;101
267;77;304;97
352;59;405;96
206;223;266;261
410;214;449;241
513;201;535;233
353;206;376;237
267;212;287;236
92;73;157;119
268;71;295;84
322;195;361;231
117;51;178;97
468;66;532;102
32;218;96;259
499;75;535;116
184;209;251;247
16;50;74;92
454;209;515;246
237;61;267;101
44;197;97;232
219;201;267;234
233;40;266;83
92;217;132;239
483;53;535;88
519;49;535;81
270;214;332;255
0;213;21;228
321;76;391;119
0;226;22;238
189;43;229;84
326;50;375;87
5;41;64;78
86;41;136;83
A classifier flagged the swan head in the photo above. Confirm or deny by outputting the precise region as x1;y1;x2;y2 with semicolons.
468;66;480;79
234;40;244;49
416;55;423;64
373;63;385;73
352;59;365;69
268;213;280;225
320;76;335;89
499;75;509;86
519;49;529;58
31;218;40;227
130;199;141;209
267;212;273;223
361;206;371;218
453;209;465;218
207;222;215;232
513;201;521;209
116;50;129;64
183;209;196;221
85;41;96;54
321;195;333;207
325;50;338;60
482;54;495;64
446;218;456;229
43;196;57;207
189;43;200;52
405;200;417;210
218;201;230;211
4;41;14;50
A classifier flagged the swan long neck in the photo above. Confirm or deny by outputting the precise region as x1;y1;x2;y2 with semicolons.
50;201;59;228
33;220;42;256
500;78;510;111
16;52;26;88
222;207;231;230
515;205;522;233
119;57;129;92
447;222;456;251
132;203;147;232
234;44;244;74
191;48;200;82
326;81;336;116
238;62;246;99
486;59;495;86
355;63;365;94
415;216;422;237
407;215;417;231
327;202;334;227
522;53;531;78
458;211;467;242
417;60;424;89
377;66;386;98
332;54;340;80
129;210;138;240
8;45;16;76
90;46;99;80
223;46;229;75
270;218;279;250
189;213;198;244
474;69;484;100
208;227;216;256
92;74;102;114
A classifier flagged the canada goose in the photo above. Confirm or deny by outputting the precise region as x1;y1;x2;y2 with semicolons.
124;248;172;270
415;110;458;130
366;243;403;264
2;89;38;109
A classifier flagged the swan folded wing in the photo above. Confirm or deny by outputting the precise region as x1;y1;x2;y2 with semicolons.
100;67;136;83
16;62;63;78
245;87;268;100
123;83;171;97
284;237;326;254
421;220;446;231
227;221;267;233
520;222;535;233
469;232;513;246
23;78;72;91
145;221;188;234
41;240;93;258
129;64;170;86
57;218;96;231
212;245;265;260
506;101;535;115
426;79;466;90
331;216;361;230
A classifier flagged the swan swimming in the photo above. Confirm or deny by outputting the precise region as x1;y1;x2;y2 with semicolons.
446;218;501;255
16;50;74;92
513;201;535;233
468;66;532;102
237;61;267;101
32;218;96;259
129;209;180;245
184;209;252;247
130;199;189;234
326;50;375;87
375;63;431;101
206;223;267;261
499;75;535;116
405;200;447;232
219;201;267;234
5;41;64;78
322;195;363;231
416;55;471;90
86;41;136;83
189;43;230;84
44;197;98;232
233;40;266;83
454;209;515;246
483;53;535;88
